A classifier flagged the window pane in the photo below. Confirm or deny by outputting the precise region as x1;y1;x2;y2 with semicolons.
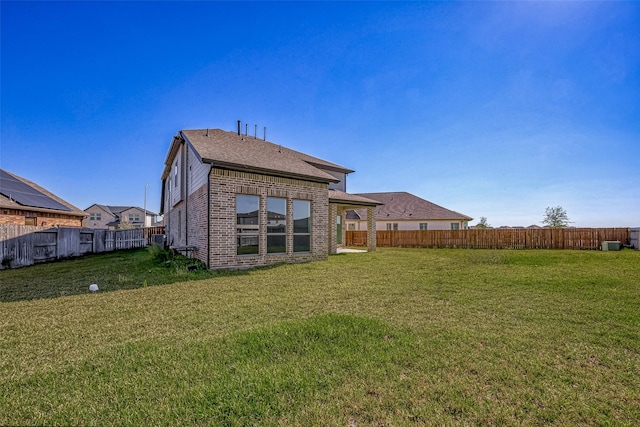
237;236;259;255
237;195;260;255
293;200;310;233
267;235;286;253
267;198;286;234
293;235;310;252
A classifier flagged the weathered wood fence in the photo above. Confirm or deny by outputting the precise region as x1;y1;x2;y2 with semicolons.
346;228;631;250
0;225;165;269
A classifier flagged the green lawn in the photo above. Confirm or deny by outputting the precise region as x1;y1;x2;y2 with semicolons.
1;248;639;425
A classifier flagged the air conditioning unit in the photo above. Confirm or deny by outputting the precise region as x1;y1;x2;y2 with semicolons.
151;234;166;248
601;241;621;251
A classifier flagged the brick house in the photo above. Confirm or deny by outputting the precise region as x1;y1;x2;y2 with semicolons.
83;204;158;229
0;169;86;227
345;191;473;231
160;127;380;269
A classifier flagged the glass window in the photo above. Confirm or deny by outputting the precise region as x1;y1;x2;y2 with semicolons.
174;163;178;187
386;223;398;230
420;223;428;230
90;213;101;221
267;197;286;253
128;213;140;222
293;199;311;252
237;195;260;255
451;223;460;230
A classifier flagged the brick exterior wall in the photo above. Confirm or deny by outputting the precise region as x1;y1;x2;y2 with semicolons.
0;210;83;227
207;168;329;269
187;183;209;265
165;200;186;248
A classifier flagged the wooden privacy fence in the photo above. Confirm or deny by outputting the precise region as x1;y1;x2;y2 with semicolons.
346;228;631;250
0;225;165;269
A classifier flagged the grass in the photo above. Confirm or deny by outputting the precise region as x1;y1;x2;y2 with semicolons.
0;247;230;303
1;247;639;425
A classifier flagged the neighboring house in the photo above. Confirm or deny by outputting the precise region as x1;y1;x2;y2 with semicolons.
345;192;473;231
160;126;381;269
83;204;158;229
0;168;86;227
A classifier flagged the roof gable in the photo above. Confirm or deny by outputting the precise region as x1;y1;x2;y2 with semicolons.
350;192;472;221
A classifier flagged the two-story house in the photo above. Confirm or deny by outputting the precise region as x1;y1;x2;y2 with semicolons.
160;126;381;270
83;205;158;229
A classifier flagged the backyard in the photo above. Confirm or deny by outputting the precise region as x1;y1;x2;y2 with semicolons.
1;247;639;425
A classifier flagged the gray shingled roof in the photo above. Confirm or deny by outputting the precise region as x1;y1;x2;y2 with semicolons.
177;129;353;183
102;205;158;216
348;192;472;221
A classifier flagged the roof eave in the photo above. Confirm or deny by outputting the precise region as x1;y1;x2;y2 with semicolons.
0;203;86;217
161;133;185;180
203;159;339;184
305;161;355;175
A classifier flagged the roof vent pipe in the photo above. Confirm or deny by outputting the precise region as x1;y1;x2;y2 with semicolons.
237;120;241;135
245;123;248;136
254;124;257;139
263;127;266;141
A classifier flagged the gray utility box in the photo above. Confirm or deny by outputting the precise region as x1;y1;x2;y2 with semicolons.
631;228;639;250
151;234;166;248
602;241;622;251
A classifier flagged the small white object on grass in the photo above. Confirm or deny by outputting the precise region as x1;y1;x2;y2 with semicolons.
89;284;99;292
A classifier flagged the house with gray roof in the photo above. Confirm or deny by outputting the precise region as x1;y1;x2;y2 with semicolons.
345;192;473;231
0;168;86;227
83;204;158;229
160;125;381;269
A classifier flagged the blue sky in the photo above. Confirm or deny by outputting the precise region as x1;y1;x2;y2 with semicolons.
2;1;639;227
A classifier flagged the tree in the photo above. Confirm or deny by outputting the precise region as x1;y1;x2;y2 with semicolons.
475;216;490;229
119;220;135;230
542;206;571;228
